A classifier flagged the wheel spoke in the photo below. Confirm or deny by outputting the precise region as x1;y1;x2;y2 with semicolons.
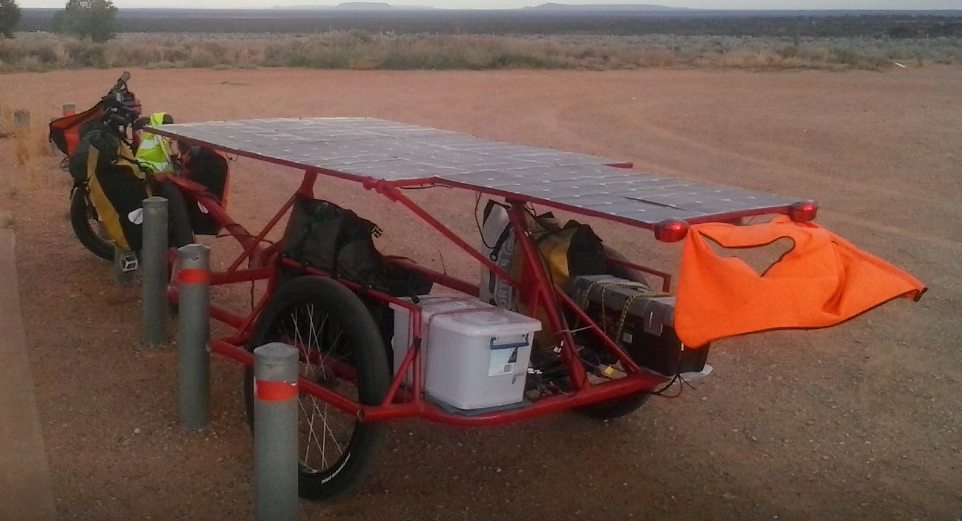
319;401;345;457
317;398;329;470
284;301;354;475
299;396;318;470
251;278;388;499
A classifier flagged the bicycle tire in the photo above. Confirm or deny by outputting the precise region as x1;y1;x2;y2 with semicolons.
69;187;114;261
69;182;194;261
244;276;391;500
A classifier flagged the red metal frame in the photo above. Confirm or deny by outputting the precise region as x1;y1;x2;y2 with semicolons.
153;145;790;426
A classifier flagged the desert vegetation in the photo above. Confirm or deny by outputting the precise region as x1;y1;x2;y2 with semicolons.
16;8;962;39
0;30;959;72
0;8;959;71
0;0;21;39
0;102;58;202
50;0;119;43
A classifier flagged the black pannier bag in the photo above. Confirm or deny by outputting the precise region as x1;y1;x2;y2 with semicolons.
180;145;230;235
280;196;432;297
81;129;150;252
67;135;93;185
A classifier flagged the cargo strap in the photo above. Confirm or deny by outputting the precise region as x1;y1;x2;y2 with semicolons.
579;278;668;348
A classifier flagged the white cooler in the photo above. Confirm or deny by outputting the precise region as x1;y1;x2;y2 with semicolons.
390;296;541;411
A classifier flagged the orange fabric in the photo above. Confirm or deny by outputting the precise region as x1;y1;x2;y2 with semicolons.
49;104;104;156
674;216;925;347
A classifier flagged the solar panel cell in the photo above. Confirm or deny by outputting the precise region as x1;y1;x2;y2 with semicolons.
148;117;799;228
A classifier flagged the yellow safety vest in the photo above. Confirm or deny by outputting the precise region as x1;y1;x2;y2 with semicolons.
135;112;173;173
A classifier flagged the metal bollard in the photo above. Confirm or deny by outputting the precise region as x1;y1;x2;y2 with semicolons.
177;244;210;430
142;197;169;347
62;104;75;117
254;343;299;521
13;109;30;129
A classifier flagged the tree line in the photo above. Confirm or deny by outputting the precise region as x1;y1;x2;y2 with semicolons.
1;0;118;42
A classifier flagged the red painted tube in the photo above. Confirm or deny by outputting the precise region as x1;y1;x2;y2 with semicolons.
385;186;521;289
605;256;673;293
362;371;666;426
555;288;642;374
507;201;587;390
210;268;272;286
212;339;254;366
389;258;479;297
225;194;296;274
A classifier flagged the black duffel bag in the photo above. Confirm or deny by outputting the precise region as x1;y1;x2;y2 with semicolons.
280;196;432;297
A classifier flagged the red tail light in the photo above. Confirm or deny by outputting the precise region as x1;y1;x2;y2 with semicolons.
789;200;819;223
654;219;690;242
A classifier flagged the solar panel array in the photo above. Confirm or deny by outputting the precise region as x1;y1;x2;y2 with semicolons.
150;118;798;226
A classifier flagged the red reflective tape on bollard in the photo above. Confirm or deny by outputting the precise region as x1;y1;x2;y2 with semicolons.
178;268;210;285
255;379;298;401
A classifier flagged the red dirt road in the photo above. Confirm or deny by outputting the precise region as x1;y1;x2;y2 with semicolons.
1;67;960;520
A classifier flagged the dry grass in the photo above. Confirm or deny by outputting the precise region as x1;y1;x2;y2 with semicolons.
0;31;959;72
0;103;61;199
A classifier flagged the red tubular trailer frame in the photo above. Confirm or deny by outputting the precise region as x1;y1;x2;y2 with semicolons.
148;117;812;427
160;171;675;426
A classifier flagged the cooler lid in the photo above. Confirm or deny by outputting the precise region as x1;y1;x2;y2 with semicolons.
430;307;542;337
401;296;542;337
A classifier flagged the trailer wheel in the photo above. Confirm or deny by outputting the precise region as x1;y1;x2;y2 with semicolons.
244;276;390;500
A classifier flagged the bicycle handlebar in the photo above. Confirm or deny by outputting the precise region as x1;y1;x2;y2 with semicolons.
98;71;140;138
107;71;131;101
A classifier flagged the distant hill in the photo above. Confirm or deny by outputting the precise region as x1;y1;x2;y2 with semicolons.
273;2;435;9
279;2;684;10
524;3;686;10
338;2;392;8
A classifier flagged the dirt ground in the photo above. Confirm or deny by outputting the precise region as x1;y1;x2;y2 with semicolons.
1;67;960;521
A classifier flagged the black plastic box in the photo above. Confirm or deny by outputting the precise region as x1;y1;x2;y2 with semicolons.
566;275;710;377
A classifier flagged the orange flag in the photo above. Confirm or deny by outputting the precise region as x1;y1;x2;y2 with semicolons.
674;216;925;348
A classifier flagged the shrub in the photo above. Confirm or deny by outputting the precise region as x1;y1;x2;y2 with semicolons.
0;0;21;39
53;0;118;43
63;39;108;67
0;32;958;72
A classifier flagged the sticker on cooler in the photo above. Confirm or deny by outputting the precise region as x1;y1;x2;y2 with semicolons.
488;335;528;377
390;296;541;410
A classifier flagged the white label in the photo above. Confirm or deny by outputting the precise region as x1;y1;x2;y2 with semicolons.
488;347;518;377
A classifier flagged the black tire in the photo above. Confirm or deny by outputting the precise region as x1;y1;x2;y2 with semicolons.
69;187;114;261
244;276;390;500
577;391;651;420
575;247;652;420
69;182;194;262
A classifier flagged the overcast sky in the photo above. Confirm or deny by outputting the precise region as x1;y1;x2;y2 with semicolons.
16;0;962;9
